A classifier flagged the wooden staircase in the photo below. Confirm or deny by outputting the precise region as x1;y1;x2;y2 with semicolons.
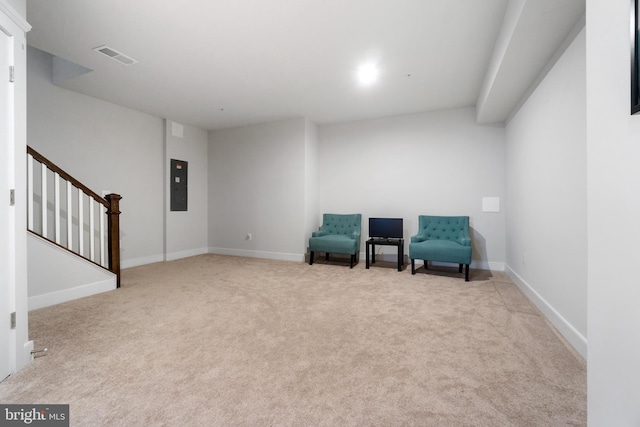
26;146;122;286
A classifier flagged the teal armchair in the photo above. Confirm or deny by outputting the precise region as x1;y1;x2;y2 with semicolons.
309;214;362;268
409;216;472;281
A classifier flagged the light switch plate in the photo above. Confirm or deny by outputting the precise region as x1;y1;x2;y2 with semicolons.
482;197;500;213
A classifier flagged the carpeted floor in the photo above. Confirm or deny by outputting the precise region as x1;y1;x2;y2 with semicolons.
0;254;586;426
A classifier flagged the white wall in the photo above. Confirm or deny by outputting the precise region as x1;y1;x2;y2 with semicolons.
208;118;308;260
164;120;209;260
27;46;165;268
318;107;506;270
587;0;640;424
505;27;587;358
27;234;115;310
304;119;320;252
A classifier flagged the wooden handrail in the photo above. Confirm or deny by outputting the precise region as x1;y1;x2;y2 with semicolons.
27;146;108;208
27;145;122;287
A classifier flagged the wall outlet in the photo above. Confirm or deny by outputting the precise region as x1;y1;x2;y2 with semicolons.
522;252;527;265
246;233;252;241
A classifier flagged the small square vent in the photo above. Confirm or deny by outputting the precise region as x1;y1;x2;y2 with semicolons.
93;45;137;65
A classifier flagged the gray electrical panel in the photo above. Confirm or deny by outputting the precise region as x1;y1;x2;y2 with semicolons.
170;159;188;211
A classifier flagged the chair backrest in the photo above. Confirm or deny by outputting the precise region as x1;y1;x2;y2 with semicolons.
417;216;469;241
321;213;362;236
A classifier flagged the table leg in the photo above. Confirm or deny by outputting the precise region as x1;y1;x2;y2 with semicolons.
366;242;370;269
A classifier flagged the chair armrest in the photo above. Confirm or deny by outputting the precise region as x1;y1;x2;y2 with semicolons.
458;236;471;246
312;230;329;237
411;234;427;243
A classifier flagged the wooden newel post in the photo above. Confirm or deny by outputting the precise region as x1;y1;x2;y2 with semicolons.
105;193;122;288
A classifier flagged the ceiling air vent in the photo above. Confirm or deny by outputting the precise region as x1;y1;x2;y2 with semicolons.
93;45;137;65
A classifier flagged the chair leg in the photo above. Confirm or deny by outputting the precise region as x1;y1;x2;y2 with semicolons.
465;264;470;282
424;260;429;269
325;253;329;261
350;254;355;268
309;251;314;265
458;264;463;273
411;259;415;275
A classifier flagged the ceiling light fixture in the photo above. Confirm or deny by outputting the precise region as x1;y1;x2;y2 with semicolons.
357;62;380;86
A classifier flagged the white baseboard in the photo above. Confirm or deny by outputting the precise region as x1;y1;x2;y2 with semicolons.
475;260;505;271
121;249;209;268
121;254;165;269
166;247;209;261
28;277;116;311
505;264;587;359
122;248;504;272
206;248;504;271
208;247;304;262
377;252;504;271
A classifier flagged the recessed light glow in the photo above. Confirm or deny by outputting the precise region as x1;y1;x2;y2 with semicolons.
357;62;380;86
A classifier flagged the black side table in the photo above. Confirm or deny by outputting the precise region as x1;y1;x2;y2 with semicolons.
365;238;404;272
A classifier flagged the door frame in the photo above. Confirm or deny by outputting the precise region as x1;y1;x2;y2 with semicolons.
0;0;31;380
0;11;15;383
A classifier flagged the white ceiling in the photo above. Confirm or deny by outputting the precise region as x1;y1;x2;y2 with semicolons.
25;0;585;131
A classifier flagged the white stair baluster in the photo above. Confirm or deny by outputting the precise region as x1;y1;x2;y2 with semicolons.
100;204;106;267
41;163;47;238
27;154;33;231
67;181;72;250
54;173;61;244
89;198;95;261
78;189;84;256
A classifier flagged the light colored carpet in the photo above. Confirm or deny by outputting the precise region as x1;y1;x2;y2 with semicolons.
0;254;586;426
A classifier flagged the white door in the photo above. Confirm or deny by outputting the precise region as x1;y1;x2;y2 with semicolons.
0;27;13;381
